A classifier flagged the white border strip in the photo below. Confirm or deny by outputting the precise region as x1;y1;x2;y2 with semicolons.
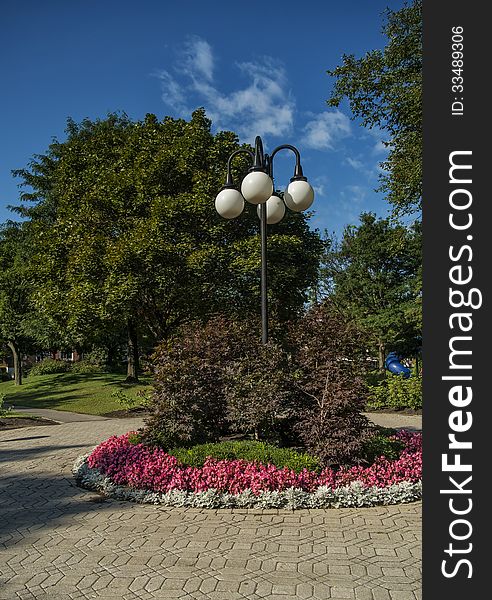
73;454;422;509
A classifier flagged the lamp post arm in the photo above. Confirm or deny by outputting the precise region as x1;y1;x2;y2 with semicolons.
270;144;307;180
224;149;255;187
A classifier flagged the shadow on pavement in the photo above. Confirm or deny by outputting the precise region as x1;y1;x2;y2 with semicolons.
0;470;134;546
0;435;52;443
0;444;88;463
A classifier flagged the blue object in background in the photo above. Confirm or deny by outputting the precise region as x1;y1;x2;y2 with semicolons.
385;352;411;378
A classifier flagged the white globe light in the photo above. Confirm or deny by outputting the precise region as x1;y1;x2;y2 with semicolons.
257;195;286;224
215;188;244;219
284;180;314;212
241;171;273;205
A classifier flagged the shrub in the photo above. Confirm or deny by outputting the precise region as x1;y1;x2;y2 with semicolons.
365;370;387;387
367;373;422;410
69;347;110;374
82;347;109;367
362;429;405;463
70;361;105;374
294;362;370;467
290;303;371;467
141;317;241;449
167;440;321;473
0;393;11;416
142;316;302;449
28;358;70;376
111;388;150;410
224;339;302;444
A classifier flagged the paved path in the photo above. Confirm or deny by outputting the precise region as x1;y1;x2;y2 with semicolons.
9;407;423;430
363;413;421;432
8;407;110;423
0;417;421;600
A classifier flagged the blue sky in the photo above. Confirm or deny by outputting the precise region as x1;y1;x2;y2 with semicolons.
1;0;405;236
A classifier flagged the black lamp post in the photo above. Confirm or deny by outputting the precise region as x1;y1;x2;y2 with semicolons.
215;136;314;344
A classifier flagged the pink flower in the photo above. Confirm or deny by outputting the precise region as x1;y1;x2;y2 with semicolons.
87;431;422;495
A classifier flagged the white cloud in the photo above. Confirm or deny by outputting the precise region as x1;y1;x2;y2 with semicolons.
344;153;383;181
345;157;366;172
343;185;367;205
181;36;214;81
302;111;351;150
155;70;189;114
311;174;330;198
156;37;294;141
372;139;387;155
364;126;389;156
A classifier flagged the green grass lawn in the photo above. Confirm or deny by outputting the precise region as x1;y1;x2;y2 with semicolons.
0;410;39;419
0;372;152;416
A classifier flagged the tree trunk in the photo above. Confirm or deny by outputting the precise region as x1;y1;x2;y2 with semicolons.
107;345;116;370
126;320;139;382
7;341;22;386
378;340;386;373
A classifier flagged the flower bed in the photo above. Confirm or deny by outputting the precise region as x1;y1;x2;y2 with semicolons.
73;430;422;509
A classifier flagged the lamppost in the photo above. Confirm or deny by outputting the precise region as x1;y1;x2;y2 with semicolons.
215;136;314;344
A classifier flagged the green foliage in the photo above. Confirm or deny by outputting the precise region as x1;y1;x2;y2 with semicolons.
0;223;45;385
0;226;29;337
327;0;422;216
13;110;322;363
127;432;141;445
365;370;387;387
70;361;106;374
81;347;109;367
320;213;421;366
28;358;71;376
111;389;138;409
167;441;321;473
0;392;11;416
367;373;422;410
362;430;405;463
110;388;151;409
70;347;110;374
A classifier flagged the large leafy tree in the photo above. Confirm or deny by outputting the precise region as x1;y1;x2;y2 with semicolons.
13;110;323;379
327;0;422;216
320;213;421;370
0;223;45;385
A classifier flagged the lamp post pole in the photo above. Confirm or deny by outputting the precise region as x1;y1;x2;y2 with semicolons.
260;200;268;344
215;136;314;345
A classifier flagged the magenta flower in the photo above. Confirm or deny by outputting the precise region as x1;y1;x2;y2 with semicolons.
87;430;422;495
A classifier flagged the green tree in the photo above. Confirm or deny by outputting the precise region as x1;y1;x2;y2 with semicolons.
0;224;37;385
327;0;422;216
321;213;421;370
13;110;323;379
